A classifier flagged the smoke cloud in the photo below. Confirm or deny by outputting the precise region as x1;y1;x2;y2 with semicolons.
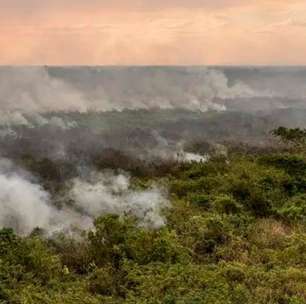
0;159;169;235
0;66;278;124
0;67;87;113
0;111;78;130
0;158;54;234
69;171;169;229
148;130;209;163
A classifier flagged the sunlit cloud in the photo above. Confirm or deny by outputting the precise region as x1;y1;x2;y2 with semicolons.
0;0;305;64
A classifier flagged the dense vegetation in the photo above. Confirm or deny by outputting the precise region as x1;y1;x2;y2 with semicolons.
1;128;306;303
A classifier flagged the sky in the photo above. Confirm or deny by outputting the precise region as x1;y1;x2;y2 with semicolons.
0;0;306;65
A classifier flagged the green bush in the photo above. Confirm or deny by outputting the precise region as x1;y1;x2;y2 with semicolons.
213;194;242;214
187;193;210;208
278;194;306;222
1;143;306;303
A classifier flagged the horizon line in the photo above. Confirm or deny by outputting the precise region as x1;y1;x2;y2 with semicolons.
1;64;306;68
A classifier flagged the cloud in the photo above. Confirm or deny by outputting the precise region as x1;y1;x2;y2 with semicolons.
0;0;250;13
1;1;306;64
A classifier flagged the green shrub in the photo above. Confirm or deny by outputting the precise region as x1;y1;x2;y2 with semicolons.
213;194;242;214
278;194;306;222
187;193;210;208
1;143;306;303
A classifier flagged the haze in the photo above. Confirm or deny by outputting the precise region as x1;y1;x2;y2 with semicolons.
1;0;306;65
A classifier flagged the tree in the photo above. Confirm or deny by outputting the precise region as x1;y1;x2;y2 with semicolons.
272;127;306;148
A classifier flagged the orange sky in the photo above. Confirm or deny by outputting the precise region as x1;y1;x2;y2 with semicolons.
0;0;306;65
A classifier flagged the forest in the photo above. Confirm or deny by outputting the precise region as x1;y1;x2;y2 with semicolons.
0;126;306;304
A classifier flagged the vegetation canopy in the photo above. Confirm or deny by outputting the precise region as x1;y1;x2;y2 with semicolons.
0;127;306;303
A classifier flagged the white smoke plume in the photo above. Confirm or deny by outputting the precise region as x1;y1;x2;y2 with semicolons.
0;111;29;127
149;130;209;163
0;67;87;113
0;159;169;235
0;128;18;139
0;173;53;235
0;158;54;235
0;159;90;235
32;114;78;130
69;171;169;229
0;111;78;133
193;68;265;100
0;66;275;117
176;151;209;163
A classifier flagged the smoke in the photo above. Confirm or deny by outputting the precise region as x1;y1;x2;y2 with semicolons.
32;115;78;130
69;171;169;229
176;151;209;163
195;68;267;100
0;128;17;139
0;111;78;133
1;66;306;123
0;111;29;127
0;158;54;235
0;66;303;164
0;159;169;235
148;130;209;163
0;66;276;117
0;67;87;113
0;158;90;235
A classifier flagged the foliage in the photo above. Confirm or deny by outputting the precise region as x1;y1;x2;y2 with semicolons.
1;136;306;303
272;126;306;147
